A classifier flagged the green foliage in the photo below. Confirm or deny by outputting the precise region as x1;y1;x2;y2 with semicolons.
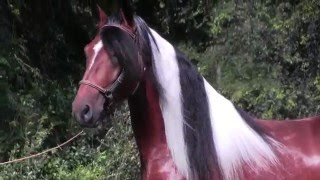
179;1;320;119
0;105;139;180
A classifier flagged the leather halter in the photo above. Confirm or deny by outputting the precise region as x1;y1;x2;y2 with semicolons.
79;68;126;101
79;24;143;108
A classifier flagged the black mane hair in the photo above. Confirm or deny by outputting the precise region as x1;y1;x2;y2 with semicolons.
102;12;162;92
100;14;144;101
175;48;219;179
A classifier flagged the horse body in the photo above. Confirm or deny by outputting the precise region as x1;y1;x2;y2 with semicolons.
128;71;320;180
129;28;320;179
255;118;320;180
72;3;320;180
129;76;320;179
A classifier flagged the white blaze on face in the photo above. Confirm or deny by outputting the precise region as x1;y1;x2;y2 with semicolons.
88;40;103;70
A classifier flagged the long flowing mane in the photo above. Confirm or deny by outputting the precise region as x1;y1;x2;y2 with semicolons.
103;13;281;180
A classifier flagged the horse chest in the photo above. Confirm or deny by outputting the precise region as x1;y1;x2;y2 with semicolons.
141;146;184;180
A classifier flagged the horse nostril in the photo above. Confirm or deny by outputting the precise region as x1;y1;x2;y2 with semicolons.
83;105;90;114
81;105;93;123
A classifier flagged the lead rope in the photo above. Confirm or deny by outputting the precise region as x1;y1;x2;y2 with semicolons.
0;130;84;165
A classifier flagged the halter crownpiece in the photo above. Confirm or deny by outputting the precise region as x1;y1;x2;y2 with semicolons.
102;24;137;41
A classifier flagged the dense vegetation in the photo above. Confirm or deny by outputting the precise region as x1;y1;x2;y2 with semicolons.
0;0;319;179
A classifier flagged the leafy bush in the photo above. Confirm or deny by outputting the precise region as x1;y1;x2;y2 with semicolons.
0;105;140;180
179;1;320;119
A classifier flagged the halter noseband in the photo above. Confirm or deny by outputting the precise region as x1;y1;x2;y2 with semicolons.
79;24;143;109
79;68;126;101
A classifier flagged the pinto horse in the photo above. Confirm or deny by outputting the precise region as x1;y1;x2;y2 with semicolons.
72;4;320;180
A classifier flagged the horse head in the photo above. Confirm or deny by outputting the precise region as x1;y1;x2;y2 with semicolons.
72;5;145;127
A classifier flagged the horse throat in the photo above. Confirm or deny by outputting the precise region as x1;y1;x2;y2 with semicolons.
128;71;182;179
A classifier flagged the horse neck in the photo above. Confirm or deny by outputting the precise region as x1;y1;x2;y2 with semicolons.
127;71;169;164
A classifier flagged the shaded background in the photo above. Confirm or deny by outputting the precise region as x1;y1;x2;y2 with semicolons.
0;0;320;179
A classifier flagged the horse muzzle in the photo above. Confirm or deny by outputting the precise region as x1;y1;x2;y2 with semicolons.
72;99;106;128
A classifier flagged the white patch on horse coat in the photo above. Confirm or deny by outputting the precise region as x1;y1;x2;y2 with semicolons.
148;28;191;179
88;40;103;70
304;155;320;167
203;79;279;180
289;149;320;167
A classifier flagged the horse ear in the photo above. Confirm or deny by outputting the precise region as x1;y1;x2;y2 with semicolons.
118;0;135;27
98;0;135;27
97;5;108;28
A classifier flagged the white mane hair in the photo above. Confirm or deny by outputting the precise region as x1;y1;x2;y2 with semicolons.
148;28;281;180
203;80;280;179
148;28;191;178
